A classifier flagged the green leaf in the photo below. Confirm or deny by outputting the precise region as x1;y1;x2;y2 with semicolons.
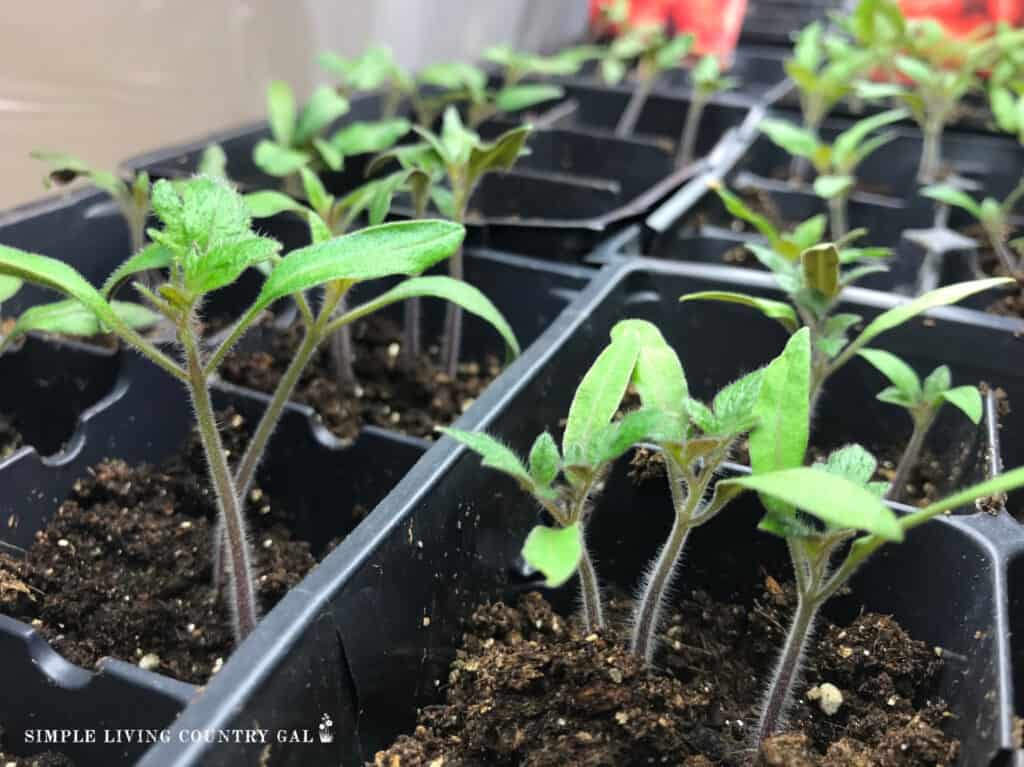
680;291;798;332
895;55;933;84
467;125;532;189
816;313;861;359
495;84;564;113
813;174;854;199
790;215;827;250
295;86;350;146
186;236;281;296
793;21;823;71
253;140;311;177
711;369;765;436
655;33;694;69
712;185;780;245
529;432;560;488
442;427;531;486
0;245;140;345
9;298;159;339
418;61;487;94
611;319;688;440
991;86;1018;133
941;385;983;424
330;119;411;156
904;465;1024;529
591;408;673;464
30;151;126;200
831;109;906;168
690;53;720;85
149;177;254;256
266;81;297;147
522;523;582;588
921;185;983;219
921;365;951;401
0;275;23;303
313;138;344;172
759;119;820;159
683;398;717;434
750;328;811;477
814;444;878;487
244;190;308;219
300;168;332;216
721;468;903;540
252;221;465;316
562;332;641;467
101;243;174;298
337;275;519;360
801;244;841;299
846;278;1014;360
197;144;228;179
858;348;922;403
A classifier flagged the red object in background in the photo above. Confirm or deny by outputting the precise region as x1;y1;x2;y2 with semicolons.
589;0;748;60
898;0;1023;33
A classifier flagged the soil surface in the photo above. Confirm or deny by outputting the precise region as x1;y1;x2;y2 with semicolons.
1;412;23;459
218;316;500;442
961;223;1024;319
0;747;74;767
373;590;956;766
0;410;318;685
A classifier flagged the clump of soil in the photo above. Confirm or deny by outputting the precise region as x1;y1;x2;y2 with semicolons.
1;410;318;684
0;745;74;767
1;412;24;459
373;590;956;766
218;316;500;442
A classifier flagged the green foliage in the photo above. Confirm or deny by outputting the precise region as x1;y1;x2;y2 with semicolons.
522;524;583;587
7;298;158;340
859;348;981;423
785;21;871;130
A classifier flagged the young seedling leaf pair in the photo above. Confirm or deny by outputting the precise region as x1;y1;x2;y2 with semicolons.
0;175;519;648
759;109;905;238
31;152;152;253
677;55;738;168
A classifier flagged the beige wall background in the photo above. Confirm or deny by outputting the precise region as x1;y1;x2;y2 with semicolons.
0;1;586;208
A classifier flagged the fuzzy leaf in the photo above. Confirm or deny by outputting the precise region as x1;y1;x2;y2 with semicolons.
9;298;159;339
0;275;22;303
815;444;878;487
336;274;519;360
720;468;903;540
31;151;126;200
591;408;672;465
101;243;174;298
266;81;297;146
759;119;819;159
562;332;640;467
522;523;582;588
529;432;560;488
253;140;311;177
295;86;350;146
711;369;765;436
495;84;564;113
300;168;332;216
187;236;281;296
816;313;861;359
330;119;411;157
941;386;983;424
679;291;798;332
253;221;465;316
443;428;531;486
858;348;921;403
845;278;1013;359
921;365;951;401
611;320;688;440
467;125;531;188
197;144;228;179
244;190;308;219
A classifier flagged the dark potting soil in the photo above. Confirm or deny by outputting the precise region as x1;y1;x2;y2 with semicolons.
0;412;24;459
0;410;318;685
218;316;500;442
960;224;1024;319
372;590;956;766
0;742;74;767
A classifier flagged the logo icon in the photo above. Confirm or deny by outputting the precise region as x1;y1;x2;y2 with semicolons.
318;713;334;744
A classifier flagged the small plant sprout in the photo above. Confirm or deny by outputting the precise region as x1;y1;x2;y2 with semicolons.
676;55;737;169
782;22;871;180
759;109;906;238
626;320;790;662
718;388;1024;745
683;186;1014;402
370;107;531;376
31;152;151;254
318;45;413;119
444;322;675;632
0;176;519;645
858;349;982;502
921;182;1024;279
601;24;694;137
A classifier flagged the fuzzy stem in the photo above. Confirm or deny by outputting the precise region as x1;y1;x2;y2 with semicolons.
328;295;356;388
233;282;347;498
828;195;849;241
887;408;935;503
616;71;654;137
917;120;943;185
440;190;469;378
989;231;1020;278
577;531;605;632
283;173;304;200
676;94;707;168
756;540;821;745
181;317;258;642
